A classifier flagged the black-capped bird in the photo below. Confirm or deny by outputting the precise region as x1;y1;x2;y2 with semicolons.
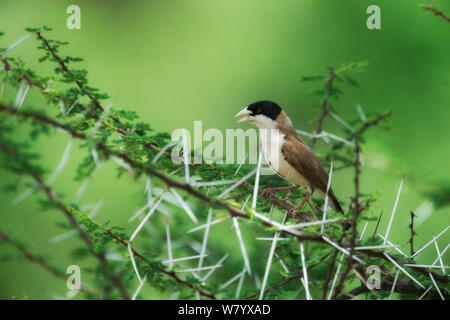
235;100;344;215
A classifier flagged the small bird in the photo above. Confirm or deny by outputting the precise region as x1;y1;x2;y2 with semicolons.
235;100;343;215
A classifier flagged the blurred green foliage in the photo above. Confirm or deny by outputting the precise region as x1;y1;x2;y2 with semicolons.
0;0;449;299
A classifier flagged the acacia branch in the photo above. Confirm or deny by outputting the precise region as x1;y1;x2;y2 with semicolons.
0;230;97;296
0;103;447;288
422;4;450;22
0;138;129;299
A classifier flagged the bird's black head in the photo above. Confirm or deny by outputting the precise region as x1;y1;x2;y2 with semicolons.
235;100;283;126
246;100;282;120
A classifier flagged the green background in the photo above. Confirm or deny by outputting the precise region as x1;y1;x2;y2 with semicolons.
0;0;449;299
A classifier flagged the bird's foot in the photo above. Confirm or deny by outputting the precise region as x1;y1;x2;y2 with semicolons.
288;192;311;214
260;187;280;198
288;203;306;215
260;185;298;198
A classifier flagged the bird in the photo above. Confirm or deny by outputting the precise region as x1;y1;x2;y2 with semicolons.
235;100;344;215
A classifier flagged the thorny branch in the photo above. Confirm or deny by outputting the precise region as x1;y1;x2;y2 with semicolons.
409;212;417;256
422;3;450;22
0;230;97;296
0;139;216;299
0;103;447;294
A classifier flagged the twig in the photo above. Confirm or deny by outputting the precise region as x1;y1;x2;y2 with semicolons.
422;4;450;22
409;212;417;256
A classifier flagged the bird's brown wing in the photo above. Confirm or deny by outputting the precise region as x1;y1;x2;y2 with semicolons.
281;135;329;193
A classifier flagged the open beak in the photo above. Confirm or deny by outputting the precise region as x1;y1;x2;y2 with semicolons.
235;108;252;123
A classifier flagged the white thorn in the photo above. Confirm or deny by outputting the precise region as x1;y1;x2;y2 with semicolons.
411;226;449;258
328;252;345;300
201;253;229;283
166;224;173;270
217;169;256;199
0;33;31;56
128;243;142;283
131;275;147;300
197;208;213;274
234;153;248;176
428;273;444;300
171;188;198;224
252;151;263;209
182;129;190;184
384;176;404;245
383;252;425;289
321;161;334;234
376;233;408;257
130;193;165;242
389;269;400;300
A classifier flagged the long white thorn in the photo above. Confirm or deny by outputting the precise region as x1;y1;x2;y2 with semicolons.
356;104;367;122
47;138;73;185
384;176;404;245
234;153;248;176
16;83;30;111
235;268;246;299
166;224;173;270
300;242;312;300
130;193;165;242
418;286;432;300
329;111;355;132
1;33;31;56
128;200;153;224
65;99;78;115
274;252;289;273
433;240;445;274
289;218;341;230
182;129;190;184
252;211;303;237
197;208;213;274
322;236;363;263
321;161;334;234
219;269;246;290
112;156;133;172
217;168;256;199
259;231;278;300
233;198;252;275
128;243;142;283
411;226;449;258
389;269;400;300
377;233;408;257
131;275;147;300
383;252;425;289
191;179;240;187
259;212;287;300
171;189;198;224
174;265;223;273
359;221;370;241
328;253;345;300
428;273;444;300
354;244;400;250
251;151;263;209
162;254;208;265
187;217;230;233
152;141;178;164
431;243;449;268
201;253;230;282
402;264;450;269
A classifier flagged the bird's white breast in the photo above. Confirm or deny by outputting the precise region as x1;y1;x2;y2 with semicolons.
259;129;310;189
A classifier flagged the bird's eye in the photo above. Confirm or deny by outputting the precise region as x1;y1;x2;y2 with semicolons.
256;108;262;113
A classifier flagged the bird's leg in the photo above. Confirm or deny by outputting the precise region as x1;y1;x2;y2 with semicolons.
260;185;298;198
289;192;312;214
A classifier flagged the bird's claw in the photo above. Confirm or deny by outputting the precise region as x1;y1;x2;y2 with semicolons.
260;188;278;198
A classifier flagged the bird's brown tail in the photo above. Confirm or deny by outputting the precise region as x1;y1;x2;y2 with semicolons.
331;194;344;214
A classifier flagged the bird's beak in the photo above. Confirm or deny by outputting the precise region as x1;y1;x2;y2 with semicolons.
235;108;252;123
